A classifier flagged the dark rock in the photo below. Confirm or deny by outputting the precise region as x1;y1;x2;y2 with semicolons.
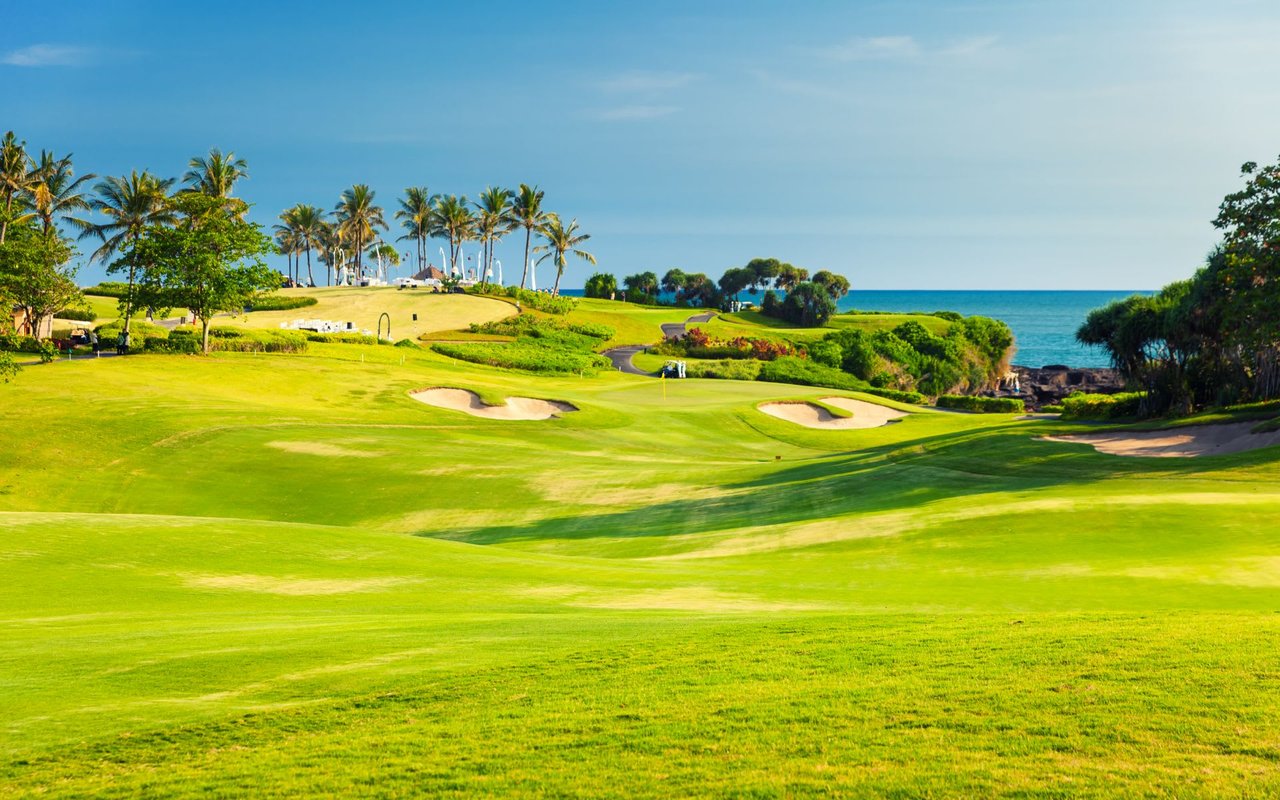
1008;365;1125;410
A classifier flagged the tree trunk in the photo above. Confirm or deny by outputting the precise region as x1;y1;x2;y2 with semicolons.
201;316;211;354
306;247;315;287
553;260;564;297
519;227;531;290
123;260;137;335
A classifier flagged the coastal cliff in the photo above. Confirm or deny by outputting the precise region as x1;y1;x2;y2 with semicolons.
1012;365;1124;409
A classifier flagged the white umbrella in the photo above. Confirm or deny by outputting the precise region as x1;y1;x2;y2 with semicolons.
495;259;503;286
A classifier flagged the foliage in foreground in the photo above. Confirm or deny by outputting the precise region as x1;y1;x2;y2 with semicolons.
935;394;1025;413
0;351;18;382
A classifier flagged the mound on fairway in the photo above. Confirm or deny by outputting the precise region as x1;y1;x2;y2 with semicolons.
1045;421;1280;457
759;396;907;429
410;387;577;420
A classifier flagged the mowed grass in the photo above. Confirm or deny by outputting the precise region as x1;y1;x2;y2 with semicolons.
5;328;1280;796
702;308;952;343
215;286;515;339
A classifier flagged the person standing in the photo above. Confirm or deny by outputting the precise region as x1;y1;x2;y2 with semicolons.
90;330;99;355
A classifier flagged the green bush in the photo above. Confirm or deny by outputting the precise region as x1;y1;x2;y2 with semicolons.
0;334;58;362
82;282;130;299
757;356;867;392
95;319;169;340
863;387;927;405
55;303;97;322
433;341;610;375
394;338;420;349
0;351;18;382
496;287;577;315
566;321;615;340
210;329;309;354
305;332;386;346
1041;404;1064;414
684;359;763;381
1060;391;1145;421
144;336;200;354
247;294;319;312
935;395;1025;413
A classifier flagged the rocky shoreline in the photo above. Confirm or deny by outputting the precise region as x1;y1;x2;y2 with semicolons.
1007;365;1124;410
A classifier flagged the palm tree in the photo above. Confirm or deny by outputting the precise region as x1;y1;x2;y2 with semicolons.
0;131;34;244
395;187;434;275
184;148;248;200
317;220;344;286
473;186;515;290
80;171;177;333
367;241;400;280
291;205;327;287
430;194;473;277
28;151;96;236
274;212;300;284
334;184;386;277
534;215;596;297
511;184;548;290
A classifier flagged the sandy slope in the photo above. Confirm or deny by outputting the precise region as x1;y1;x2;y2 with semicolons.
1044;421;1280;457
410;388;577;420
758;396;908;429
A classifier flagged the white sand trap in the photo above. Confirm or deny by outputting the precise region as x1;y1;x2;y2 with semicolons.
1044;421;1280;458
759;396;907;429
410;387;577;420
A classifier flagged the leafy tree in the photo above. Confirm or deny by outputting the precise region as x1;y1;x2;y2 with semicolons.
744;257;783;294
79;171;176;333
335;184;386;277
623;271;659;303
512;184;548;290
430;194;473;277
0;225;81;337
474;186;515;289
183;148;249;218
0;131;34;245
395;187;434;275
774;263;810;291
717;267;752;299
661;268;687;295
583;272;618;299
28;150;95;236
777;281;836;326
811;270;851;300
534;215;596;297
0;351;18;383
130;193;277;353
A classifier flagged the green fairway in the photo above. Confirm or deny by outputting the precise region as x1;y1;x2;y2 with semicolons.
5;347;1280;796
216;286;516;339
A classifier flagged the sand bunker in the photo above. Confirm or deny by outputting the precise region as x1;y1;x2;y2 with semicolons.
1044;421;1280;458
410;387;576;420
759;396;907;429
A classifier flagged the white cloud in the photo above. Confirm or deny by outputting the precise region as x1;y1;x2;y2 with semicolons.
821;36;921;62
2;44;97;67
596;70;699;93
590;105;680;121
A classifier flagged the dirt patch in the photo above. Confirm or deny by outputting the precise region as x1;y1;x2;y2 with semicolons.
1043;422;1280;458
267;441;380;458
759;396;907;429
410;388;577;420
178;573;413;595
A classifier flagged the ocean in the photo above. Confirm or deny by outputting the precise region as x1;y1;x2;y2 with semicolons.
561;288;1150;368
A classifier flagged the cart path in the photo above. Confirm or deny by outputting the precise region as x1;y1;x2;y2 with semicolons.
603;311;716;376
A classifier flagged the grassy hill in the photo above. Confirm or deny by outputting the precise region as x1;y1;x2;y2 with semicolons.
701;308;952;344
5;345;1280;796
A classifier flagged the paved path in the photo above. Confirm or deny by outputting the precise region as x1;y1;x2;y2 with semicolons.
602;311;716;377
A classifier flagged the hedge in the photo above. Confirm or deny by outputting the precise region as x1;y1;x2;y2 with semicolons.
247;295;319;312
209;329;309;354
863;387;927;406
432;341;610;375
144;336;200;354
1060;391;1145;421
935;395;1025;413
684;359;763;381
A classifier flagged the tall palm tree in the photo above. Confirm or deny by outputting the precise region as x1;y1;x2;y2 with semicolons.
534;215;596;297
291;205;327;287
334;184;386;277
474;186;515;290
274;213;300;284
430;194;473;277
80;171;177;333
0;131;34;244
395;187;433;275
511;184;548;290
28;151;96;236
317;220;344;286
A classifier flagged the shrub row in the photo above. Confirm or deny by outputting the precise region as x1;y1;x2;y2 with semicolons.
489;286;577;315
305;332;387;346
208;328;309;353
1059;391;1145;420
684;359;764;381
863;387;928;405
144;335;200;354
247;295;319;312
935;395;1025;413
0;333;56;361
433;341;610;375
82;282;130;298
55;304;98;321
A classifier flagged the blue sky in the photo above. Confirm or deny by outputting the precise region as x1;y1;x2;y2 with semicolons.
4;0;1279;289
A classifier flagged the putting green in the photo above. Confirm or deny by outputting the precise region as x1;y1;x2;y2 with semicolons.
4;338;1280;796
